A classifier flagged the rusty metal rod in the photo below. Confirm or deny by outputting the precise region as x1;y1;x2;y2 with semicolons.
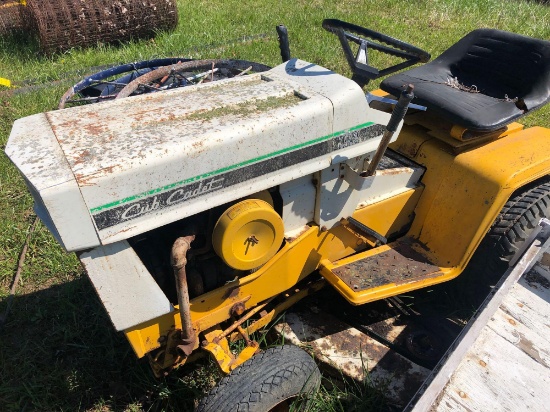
236;325;254;346
0;215;37;328
171;235;196;344
365;84;414;176
214;298;274;343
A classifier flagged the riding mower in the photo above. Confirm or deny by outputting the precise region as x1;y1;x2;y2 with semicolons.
5;19;550;411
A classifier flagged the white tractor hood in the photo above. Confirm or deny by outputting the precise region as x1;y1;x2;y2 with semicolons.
6;59;389;251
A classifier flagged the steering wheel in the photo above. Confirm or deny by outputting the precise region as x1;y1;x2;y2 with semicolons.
322;19;431;86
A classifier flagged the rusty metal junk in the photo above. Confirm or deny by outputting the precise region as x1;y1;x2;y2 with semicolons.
171;236;197;356
24;0;178;54
0;1;23;36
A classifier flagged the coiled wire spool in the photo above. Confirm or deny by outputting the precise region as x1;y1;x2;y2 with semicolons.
25;0;178;54
0;1;23;35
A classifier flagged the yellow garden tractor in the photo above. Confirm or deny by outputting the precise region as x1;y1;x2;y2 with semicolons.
6;19;550;411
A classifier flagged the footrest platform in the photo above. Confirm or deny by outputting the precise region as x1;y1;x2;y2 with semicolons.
320;239;444;305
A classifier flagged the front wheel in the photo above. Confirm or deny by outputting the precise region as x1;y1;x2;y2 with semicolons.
197;345;321;412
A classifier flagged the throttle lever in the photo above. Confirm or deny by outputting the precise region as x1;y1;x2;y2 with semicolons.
364;84;414;177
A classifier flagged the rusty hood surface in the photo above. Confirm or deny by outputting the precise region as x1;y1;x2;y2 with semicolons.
6;59;379;251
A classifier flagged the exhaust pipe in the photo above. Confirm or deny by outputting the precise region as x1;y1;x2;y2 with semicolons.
171;235;196;356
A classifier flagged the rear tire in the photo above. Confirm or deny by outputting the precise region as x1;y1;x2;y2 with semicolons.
197;345;321;412
468;176;550;279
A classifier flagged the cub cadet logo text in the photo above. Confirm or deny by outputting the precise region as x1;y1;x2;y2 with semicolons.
92;123;385;231
120;177;224;220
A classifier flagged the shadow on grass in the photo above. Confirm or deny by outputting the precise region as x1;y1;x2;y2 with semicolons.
0;30;41;62
0;276;218;412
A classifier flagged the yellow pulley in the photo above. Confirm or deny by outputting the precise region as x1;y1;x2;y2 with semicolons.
212;199;284;270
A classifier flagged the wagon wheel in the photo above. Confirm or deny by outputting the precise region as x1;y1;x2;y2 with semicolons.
59;58;271;108
466;176;550;284
115;59;271;99
58;58;193;108
197;345;321;412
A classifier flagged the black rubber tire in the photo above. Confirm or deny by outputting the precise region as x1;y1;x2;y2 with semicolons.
196;345;321;412
490;177;550;259
469;176;550;279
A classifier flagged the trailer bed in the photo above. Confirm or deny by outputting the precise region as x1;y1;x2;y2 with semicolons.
275;220;550;410
408;221;550;411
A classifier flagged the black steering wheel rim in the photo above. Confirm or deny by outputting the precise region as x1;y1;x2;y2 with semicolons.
322;19;430;85
322;19;430;62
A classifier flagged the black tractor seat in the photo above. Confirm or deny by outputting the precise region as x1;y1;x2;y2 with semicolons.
380;29;550;132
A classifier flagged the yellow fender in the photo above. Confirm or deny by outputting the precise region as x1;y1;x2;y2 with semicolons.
394;125;550;275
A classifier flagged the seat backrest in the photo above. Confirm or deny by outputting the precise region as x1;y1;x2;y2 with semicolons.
437;29;550;110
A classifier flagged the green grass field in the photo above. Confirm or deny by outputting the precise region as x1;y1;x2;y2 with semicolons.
1;0;550;410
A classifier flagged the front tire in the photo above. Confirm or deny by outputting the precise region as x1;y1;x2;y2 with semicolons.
197;345;321;412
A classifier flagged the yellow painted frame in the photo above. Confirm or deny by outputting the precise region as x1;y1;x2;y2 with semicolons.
125;224;362;358
400;125;550;270
126;119;550;363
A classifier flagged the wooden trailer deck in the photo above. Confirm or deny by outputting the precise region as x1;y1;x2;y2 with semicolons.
275;219;550;410
408;219;550;411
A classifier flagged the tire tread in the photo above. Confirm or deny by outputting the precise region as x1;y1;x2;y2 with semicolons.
197;345;320;412
491;178;550;261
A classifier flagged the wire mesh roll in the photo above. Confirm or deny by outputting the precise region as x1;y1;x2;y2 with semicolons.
26;0;178;54
0;1;24;35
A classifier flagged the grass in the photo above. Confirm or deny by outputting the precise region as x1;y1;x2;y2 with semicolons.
1;0;549;410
